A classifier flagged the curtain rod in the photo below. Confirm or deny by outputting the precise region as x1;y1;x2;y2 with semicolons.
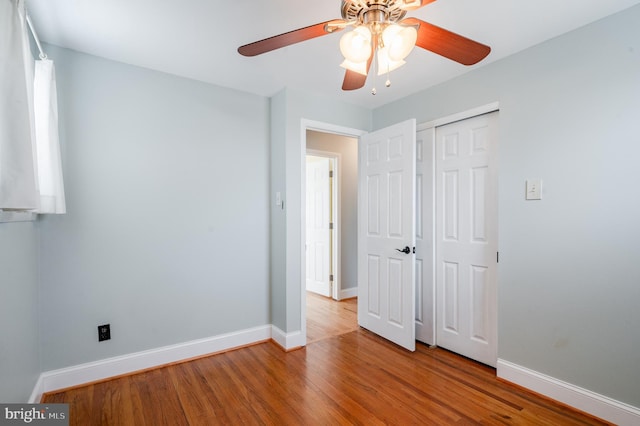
26;13;47;59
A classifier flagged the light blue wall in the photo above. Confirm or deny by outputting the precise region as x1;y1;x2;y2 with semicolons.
374;6;640;407
38;45;271;370
0;221;40;402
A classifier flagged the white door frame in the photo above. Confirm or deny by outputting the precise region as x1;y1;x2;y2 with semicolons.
300;119;367;346
306;149;340;300
417;101;499;351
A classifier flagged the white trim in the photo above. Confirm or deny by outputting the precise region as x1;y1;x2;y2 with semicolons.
300;119;367;347
31;325;271;401
417;101;499;131
270;325;305;350
302;120;368;139
497;359;640;426
339;287;358;300
28;375;45;403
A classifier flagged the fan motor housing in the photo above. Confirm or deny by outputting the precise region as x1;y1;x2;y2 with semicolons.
341;0;407;24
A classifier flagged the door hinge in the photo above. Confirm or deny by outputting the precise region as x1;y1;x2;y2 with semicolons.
329;170;334;178
329;222;334;229
329;274;334;282
497;252;499;263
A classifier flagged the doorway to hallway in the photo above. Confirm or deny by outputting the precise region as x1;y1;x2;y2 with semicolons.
305;129;360;343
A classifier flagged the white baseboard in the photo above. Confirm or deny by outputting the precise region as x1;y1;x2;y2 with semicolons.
270;325;305;351
497;359;640;426
28;375;45;403
339;287;357;300
30;325;272;403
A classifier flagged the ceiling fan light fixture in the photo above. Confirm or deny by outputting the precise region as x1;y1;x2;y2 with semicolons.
238;0;491;92
382;24;417;61
340;58;369;76
339;26;372;63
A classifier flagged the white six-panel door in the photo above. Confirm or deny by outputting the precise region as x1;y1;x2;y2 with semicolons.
358;119;416;351
306;156;332;297
435;112;498;366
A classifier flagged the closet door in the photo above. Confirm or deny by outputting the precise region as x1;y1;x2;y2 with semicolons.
435;112;498;366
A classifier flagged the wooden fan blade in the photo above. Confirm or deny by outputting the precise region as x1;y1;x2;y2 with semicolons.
398;0;437;11
238;20;347;57
342;69;368;91
402;18;490;65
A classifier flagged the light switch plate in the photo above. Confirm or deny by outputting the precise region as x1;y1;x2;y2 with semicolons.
526;179;542;200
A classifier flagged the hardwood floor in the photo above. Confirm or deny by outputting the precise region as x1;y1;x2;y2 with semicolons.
43;327;608;425
306;292;358;343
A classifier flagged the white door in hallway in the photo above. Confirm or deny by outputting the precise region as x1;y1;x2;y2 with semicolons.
306;156;332;297
435;112;498;367
358;119;416;351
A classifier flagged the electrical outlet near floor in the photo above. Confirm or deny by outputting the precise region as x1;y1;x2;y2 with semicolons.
98;324;111;342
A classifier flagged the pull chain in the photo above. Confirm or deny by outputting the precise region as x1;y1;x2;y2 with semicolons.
371;46;392;94
371;47;378;95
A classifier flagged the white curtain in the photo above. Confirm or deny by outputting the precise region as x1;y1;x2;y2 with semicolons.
34;59;66;213
0;0;66;213
0;0;39;210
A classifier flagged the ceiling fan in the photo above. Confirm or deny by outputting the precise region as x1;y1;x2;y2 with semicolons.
238;0;491;92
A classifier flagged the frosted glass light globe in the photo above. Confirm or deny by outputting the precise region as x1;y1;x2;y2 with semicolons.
340;26;372;63
382;24;417;61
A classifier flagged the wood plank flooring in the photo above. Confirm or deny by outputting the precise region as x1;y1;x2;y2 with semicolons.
43;327;609;425
306;292;358;343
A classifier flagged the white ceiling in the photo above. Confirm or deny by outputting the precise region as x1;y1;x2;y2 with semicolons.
26;0;640;109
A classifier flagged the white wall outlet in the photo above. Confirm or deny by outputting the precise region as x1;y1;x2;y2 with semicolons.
526;179;542;200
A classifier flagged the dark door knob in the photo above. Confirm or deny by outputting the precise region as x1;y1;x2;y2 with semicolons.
396;246;411;254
